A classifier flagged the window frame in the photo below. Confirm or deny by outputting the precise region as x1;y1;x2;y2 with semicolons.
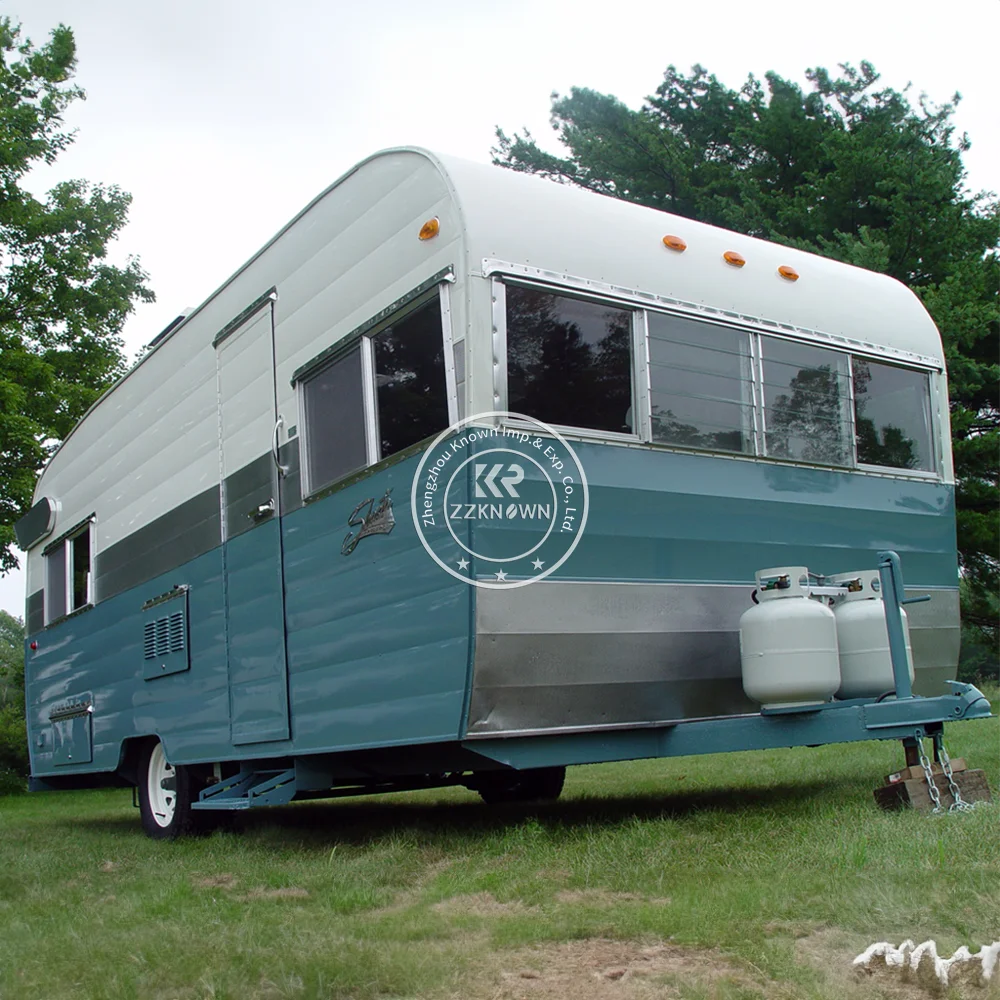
755;331;856;468
850;353;939;478
486;264;942;480
646;309;759;458
42;515;96;625
492;276;643;444
293;273;457;500
297;341;369;498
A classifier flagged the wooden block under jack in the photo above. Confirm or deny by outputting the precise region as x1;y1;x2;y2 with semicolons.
874;769;992;812
885;758;967;784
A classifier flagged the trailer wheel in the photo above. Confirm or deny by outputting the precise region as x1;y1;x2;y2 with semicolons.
138;739;197;840
476;766;566;805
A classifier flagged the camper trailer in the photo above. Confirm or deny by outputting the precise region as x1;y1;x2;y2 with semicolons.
15;148;988;838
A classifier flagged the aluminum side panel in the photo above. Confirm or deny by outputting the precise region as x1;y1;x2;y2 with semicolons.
468;582;959;736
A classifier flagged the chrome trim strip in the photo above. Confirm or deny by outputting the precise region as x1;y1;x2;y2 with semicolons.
360;335;379;465
634;310;652;441
41;513;96;557
748;332;761;454
481;259;943;370
212;287;277;348
439;280;459;425
491;276;507;411
464;712;761;740
140;585;190;613
290;266;455;385
49;698;94;723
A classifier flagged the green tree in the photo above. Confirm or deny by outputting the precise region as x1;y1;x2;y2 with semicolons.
0;610;26;793
495;62;999;635
0;18;153;574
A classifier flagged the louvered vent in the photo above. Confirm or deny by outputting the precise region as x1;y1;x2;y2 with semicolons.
143;610;186;659
140;587;191;680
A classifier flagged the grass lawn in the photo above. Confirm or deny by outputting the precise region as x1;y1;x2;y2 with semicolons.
1;691;997;1000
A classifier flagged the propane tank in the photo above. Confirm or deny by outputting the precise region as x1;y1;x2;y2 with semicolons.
739;566;841;709
829;570;913;699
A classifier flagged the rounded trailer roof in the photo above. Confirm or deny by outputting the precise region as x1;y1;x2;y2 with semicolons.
425;148;944;365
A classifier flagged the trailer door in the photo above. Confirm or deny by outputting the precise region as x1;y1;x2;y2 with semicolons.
215;292;291;745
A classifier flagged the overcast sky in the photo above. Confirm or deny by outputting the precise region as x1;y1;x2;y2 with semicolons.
3;0;998;616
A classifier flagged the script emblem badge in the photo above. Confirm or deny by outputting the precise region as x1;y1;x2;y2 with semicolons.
341;489;395;555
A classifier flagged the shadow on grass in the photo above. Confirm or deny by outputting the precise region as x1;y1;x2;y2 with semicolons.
62;775;856;844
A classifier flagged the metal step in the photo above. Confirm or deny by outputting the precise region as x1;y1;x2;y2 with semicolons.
192;767;297;810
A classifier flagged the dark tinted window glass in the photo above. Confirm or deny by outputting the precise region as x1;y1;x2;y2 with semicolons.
853;359;932;471
71;529;90;610
46;543;66;623
303;347;367;491
647;313;753;454
373;298;448;458
506;285;633;433
761;337;852;466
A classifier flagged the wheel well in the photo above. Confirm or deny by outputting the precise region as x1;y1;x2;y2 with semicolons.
117;736;158;786
117;736;214;787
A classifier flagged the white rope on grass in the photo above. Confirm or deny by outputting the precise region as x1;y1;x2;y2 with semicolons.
853;939;1000;988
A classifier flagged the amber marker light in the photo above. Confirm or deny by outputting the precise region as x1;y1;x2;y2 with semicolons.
418;217;440;241
723;251;746;267
662;234;687;252
778;265;800;281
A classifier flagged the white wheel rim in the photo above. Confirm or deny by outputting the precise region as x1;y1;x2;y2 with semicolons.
147;742;177;828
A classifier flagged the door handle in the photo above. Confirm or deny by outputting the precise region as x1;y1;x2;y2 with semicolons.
249;499;275;522
272;416;290;477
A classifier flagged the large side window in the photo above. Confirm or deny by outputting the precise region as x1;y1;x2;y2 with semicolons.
372;297;448;459
45;521;93;624
647;313;754;455
760;336;852;466
505;284;633;434
301;346;367;493
852;358;933;471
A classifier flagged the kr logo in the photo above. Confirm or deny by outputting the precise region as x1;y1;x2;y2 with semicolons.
474;463;524;499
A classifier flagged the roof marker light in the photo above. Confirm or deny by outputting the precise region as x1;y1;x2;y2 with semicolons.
418;217;440;241
662;234;687;252
778;265;799;281
723;251;746;268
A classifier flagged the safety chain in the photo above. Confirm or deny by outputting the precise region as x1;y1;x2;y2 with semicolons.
933;733;977;813
916;738;944;814
915;735;977;815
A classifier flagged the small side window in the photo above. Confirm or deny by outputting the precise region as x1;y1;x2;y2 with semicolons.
853;359;933;471
505;284;633;434
372;297;448;459
45;521;93;624
761;337;853;467
301;346;367;493
647;313;755;455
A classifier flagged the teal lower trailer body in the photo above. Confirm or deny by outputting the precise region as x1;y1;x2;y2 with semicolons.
23;439;973;832
183;551;992;814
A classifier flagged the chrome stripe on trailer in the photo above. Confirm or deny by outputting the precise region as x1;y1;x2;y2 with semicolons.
467;581;961;738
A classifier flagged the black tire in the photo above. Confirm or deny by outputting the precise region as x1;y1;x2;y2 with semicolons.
137;739;198;840
475;766;566;805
